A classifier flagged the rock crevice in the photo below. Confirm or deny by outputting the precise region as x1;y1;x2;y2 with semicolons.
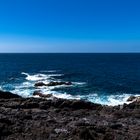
0;91;140;140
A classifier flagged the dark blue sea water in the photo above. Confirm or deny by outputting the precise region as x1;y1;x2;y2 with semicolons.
0;53;140;105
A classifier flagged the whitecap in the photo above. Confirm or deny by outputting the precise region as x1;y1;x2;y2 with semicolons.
0;86;3;90
11;89;33;97
77;93;140;106
74;82;86;85
47;74;64;77
21;72;50;81
7;72;139;106
73;82;86;86
10;81;140;106
107;94;131;106
21;72;64;81
52;92;81;100
14;82;33;90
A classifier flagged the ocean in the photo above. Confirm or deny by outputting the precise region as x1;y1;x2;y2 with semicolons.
0;53;140;106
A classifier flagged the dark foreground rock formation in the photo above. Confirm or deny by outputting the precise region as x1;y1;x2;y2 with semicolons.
0;91;140;140
0;90;21;99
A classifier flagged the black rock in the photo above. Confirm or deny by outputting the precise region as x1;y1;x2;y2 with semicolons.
46;81;72;86
34;82;46;87
0;90;21;99
34;81;72;87
33;91;53;98
127;96;136;102
0;91;140;140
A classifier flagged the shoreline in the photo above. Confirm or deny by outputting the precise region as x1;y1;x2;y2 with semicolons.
0;90;140;140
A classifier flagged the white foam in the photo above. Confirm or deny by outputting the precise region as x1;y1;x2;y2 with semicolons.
47;74;64;77
10;82;140;106
21;72;63;81
22;72;50;81
9;81;33;97
11;89;33;97
77;93;138;106
50;84;73;89
21;72;29;76
22;82;33;86
52;92;81;100
49;92;128;106
4;72;136;106
16;82;33;89
107;94;131;106
73;82;86;86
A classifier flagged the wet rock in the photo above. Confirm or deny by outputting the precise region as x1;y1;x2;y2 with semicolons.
33;91;53;98
34;82;46;87
125;101;140;109
46;81;72;86
34;81;72;87
0;90;21;99
127;96;137;102
33;90;42;96
135;96;140;102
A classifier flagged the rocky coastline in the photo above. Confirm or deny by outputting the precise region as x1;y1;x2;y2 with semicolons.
0;90;140;140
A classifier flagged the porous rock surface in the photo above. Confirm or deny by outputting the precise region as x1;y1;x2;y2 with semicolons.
0;91;140;140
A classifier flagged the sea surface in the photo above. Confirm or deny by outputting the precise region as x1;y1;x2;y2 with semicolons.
0;53;140;105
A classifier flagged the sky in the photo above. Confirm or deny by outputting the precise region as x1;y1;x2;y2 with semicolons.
0;0;140;53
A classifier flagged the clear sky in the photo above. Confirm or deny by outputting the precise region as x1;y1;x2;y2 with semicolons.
0;0;140;52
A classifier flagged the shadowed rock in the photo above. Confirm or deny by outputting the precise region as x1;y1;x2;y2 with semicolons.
33;91;53;98
34;82;46;87
127;96;137;102
46;81;72;86
0;90;21;99
35;81;72;87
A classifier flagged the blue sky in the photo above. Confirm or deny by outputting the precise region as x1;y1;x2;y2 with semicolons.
0;0;140;52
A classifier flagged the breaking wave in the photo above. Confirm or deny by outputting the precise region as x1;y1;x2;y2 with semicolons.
1;71;138;106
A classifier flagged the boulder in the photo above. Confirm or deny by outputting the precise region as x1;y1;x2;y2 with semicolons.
41;94;53;98
46;81;72;86
34;82;46;87
0;90;21;99
34;81;72;87
127;96;136;102
33;91;53;98
33;90;43;96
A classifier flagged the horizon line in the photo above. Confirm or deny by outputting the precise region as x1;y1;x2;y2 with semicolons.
0;52;140;54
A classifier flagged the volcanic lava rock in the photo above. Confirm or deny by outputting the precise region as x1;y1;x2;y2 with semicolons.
33;91;53;98
0;91;140;140
127;96;137;102
33;90;42;96
34;82;46;87
46;81;72;86
0;90;21;99
34;81;72;87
